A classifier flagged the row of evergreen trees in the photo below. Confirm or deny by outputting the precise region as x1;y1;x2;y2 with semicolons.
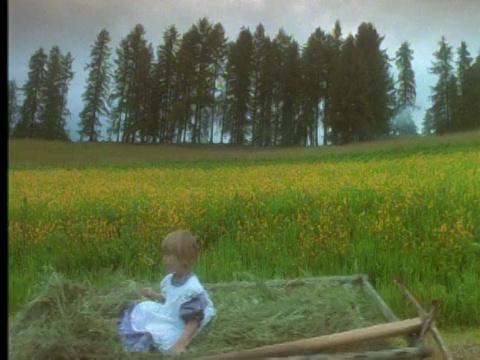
9;47;74;140
8;18;480;145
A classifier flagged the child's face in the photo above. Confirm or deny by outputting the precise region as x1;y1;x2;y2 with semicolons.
162;252;185;274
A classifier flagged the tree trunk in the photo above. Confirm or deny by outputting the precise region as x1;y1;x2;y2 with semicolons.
220;79;229;144
210;64;219;144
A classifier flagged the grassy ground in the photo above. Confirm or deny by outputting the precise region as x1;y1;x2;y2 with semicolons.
8;132;480;358
429;329;480;359
8;131;480;167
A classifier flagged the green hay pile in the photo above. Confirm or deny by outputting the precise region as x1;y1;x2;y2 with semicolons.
9;272;397;359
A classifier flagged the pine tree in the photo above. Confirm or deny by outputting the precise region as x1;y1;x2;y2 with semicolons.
108;36;131;141
301;23;343;146
58;52;75;136
14;48;48;138
393;41;417;135
191;18;218;144
395;42;416;108
219;41;235;144
302;27;327;146
330;34;370;144
279;38;301;146
355;23;395;140
8;80;20;136
176;28;198;143
446;74;460;131
109;24;152;143
250;23;268;146
78;29;112;141
322;21;344;145
456;42;473;92
108;40;127;141
270;29;292;146
422;108;435;135
300;44;316;146
136;42;155;143
208;23;228;144
226;27;253;145
257;36;275;146
427;36;455;134
461;52;480;130
39;46;73;140
455;41;473;130
39;46;62;139
154;25;180;143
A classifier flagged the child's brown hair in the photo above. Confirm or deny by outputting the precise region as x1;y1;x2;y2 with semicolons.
161;230;200;268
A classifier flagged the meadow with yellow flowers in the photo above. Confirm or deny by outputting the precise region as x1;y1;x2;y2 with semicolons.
8;133;480;328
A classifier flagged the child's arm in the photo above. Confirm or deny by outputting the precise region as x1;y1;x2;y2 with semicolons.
172;293;207;354
171;319;201;355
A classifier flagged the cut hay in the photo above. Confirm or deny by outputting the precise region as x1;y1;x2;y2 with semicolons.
9;272;401;359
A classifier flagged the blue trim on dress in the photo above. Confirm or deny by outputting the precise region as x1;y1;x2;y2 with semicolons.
170;272;194;287
118;303;156;352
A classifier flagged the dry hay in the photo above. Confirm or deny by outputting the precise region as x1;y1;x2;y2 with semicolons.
9;272;399;359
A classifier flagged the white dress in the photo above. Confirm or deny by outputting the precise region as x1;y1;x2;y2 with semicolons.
119;273;215;354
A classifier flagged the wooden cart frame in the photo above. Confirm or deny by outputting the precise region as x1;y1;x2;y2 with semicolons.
195;274;452;360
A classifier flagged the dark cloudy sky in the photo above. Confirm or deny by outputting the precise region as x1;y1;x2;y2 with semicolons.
8;0;480;141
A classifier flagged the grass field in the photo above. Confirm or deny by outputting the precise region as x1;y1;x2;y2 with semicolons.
8;132;480;358
8;131;480;167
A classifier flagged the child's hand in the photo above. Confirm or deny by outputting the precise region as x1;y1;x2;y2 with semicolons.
140;287;155;299
171;344;187;356
140;288;165;303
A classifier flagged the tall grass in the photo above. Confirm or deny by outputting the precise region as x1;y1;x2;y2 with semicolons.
8;136;480;328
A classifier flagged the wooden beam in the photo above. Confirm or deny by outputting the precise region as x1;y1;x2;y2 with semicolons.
195;317;425;360
204;275;365;291
394;280;452;360
419;300;440;341
264;345;434;359
361;277;400;322
360;277;419;348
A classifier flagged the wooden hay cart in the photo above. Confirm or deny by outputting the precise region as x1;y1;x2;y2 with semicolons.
196;275;451;360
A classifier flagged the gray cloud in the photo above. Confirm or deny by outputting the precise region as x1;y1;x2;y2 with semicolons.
8;0;480;139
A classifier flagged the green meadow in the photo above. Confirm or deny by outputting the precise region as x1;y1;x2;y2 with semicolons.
7;132;480;358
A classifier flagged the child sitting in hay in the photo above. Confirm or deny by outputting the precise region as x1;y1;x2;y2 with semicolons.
118;230;216;355
9;233;398;358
